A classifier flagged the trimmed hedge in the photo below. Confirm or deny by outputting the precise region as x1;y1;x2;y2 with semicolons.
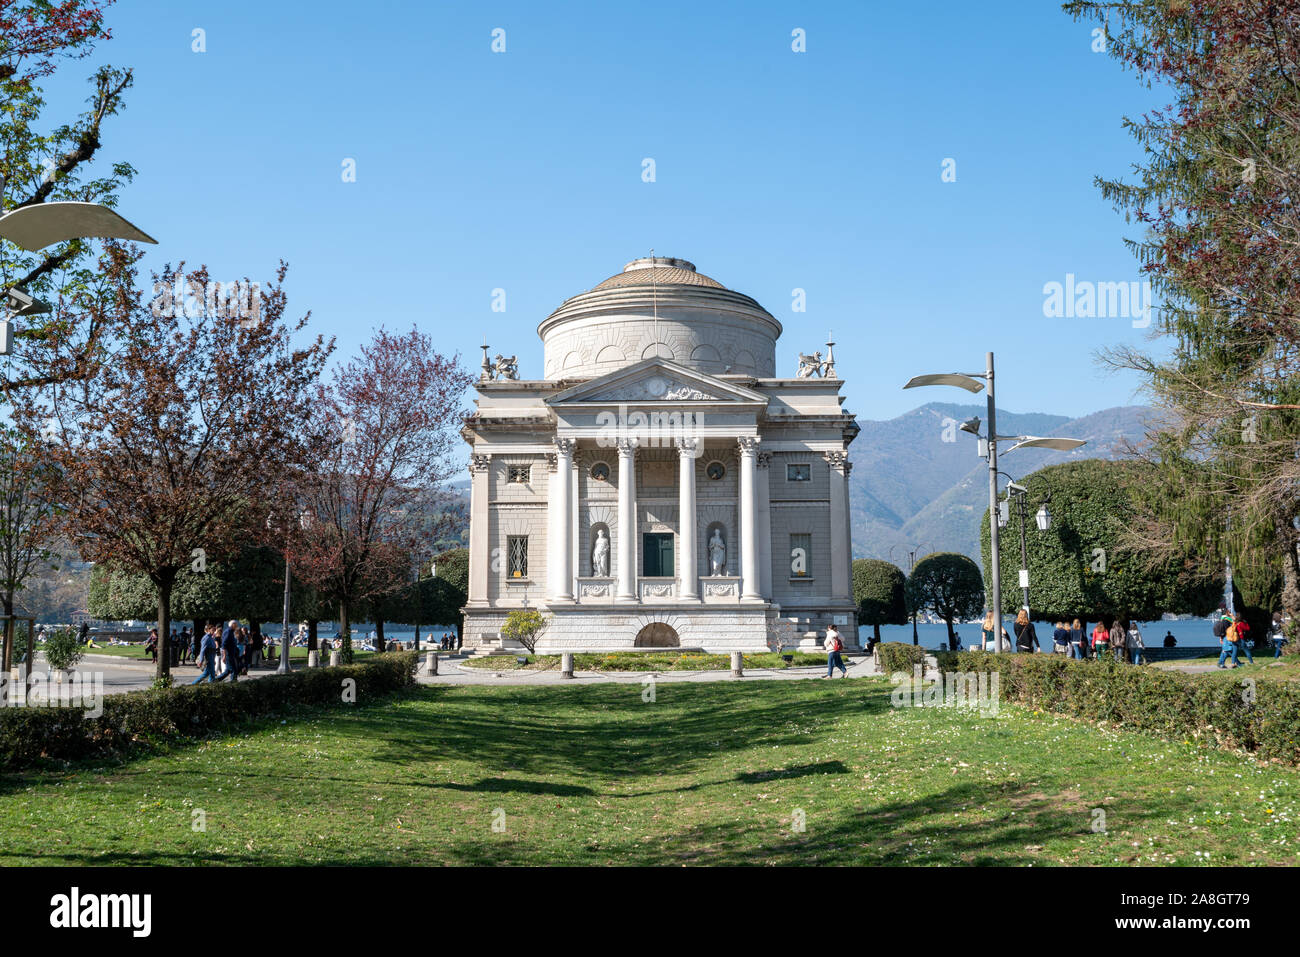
0;651;419;770
936;650;1300;764
875;641;928;675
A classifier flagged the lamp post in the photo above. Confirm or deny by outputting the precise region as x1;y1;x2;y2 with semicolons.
890;542;930;645
270;509;309;675
904;352;1085;651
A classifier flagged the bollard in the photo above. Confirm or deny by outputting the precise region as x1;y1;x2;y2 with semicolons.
560;651;574;679
423;651;439;675
307;650;319;668
329;650;341;667
731;650;743;677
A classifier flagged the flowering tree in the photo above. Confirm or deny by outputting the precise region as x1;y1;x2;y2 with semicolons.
15;250;332;680
289;327;471;661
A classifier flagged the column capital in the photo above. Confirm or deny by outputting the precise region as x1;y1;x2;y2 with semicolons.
554;436;577;457
756;451;773;469
737;436;761;456
823;450;849;471
616;438;638;455
678;437;699;457
469;453;492;474
546;453;558;473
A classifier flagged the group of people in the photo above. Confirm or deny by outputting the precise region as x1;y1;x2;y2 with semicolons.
190;621;265;683
1214;608;1291;667
975;610;1150;663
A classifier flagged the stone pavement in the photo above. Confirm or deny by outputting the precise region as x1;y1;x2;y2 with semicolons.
19;651;886;696
413;653;883;686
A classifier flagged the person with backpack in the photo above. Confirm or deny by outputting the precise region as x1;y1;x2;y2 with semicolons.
1217;616;1243;669
1013;610;1039;653
822;624;847;678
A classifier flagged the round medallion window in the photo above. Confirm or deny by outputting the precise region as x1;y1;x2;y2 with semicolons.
590;462;610;482
706;461;726;481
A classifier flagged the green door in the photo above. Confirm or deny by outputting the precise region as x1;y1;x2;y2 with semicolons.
643;533;675;577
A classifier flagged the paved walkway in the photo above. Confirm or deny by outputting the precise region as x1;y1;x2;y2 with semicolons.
413;654;882;686
15;651;885;695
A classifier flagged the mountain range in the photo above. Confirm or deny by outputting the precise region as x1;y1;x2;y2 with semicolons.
849;402;1152;566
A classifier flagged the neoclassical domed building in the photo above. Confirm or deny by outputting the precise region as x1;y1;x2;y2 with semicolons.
461;257;860;653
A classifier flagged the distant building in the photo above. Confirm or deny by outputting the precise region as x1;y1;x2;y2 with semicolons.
461;257;859;653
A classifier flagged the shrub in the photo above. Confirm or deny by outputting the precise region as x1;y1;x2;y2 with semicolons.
0;651;419;770
875;641;928;675
934;652;1300;764
43;628;85;672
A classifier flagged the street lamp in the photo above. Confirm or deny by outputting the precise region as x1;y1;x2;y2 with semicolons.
904;351;1085;651
889;542;930;645
2;200;156;356
268;509;310;675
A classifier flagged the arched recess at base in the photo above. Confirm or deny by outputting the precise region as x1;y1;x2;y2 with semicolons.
634;622;680;648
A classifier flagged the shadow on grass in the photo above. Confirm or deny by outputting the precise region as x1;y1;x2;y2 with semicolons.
737;761;849;783
366;681;890;780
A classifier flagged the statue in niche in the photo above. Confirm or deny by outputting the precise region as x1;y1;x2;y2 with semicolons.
591;527;610;577
708;528;727;576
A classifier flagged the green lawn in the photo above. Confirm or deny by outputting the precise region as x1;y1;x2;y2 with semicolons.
460;650;830;671
2;678;1296;866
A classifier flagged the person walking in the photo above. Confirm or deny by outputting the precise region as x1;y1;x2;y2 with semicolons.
1270;612;1289;659
1052;621;1071;655
1234;613;1255;664
823;624;847;678
1013;610;1039;653
1069;618;1086;659
1091;620;1110;659
191;627;218;684
1110;618;1127;663
1127;620;1146;665
1217;616;1243;669
215;624;241;682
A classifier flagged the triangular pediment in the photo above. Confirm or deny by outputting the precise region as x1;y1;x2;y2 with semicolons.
547;358;767;406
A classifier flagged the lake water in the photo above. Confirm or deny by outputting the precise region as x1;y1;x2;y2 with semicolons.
873;618;1222;651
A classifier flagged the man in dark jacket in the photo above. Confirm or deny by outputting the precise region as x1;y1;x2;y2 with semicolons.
216;621;241;682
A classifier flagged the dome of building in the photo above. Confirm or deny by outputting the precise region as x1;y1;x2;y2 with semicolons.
589;257;726;291
538;257;782;380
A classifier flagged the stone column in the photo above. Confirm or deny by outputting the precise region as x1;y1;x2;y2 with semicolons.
616;440;638;601
826;451;851;600
549;438;575;601
467;454;491;605
738;437;761;601
756;452;773;600
678;439;699;600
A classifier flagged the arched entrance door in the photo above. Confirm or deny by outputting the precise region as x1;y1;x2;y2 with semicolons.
634;622;679;648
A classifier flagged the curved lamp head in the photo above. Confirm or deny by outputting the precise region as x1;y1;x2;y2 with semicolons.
903;373;985;394
1004;436;1087;454
0;201;157;252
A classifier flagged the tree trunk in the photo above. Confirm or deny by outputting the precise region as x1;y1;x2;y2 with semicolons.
339;601;353;663
2;596;13;674
155;575;174;682
872;623;880;644
307;619;317;651
413;622;420;651
376;618;385;653
945;617;956;644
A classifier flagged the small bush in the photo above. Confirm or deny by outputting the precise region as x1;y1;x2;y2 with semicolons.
934;651;1300;765
875;642;928;675
0;651;419;770
43;628;85;672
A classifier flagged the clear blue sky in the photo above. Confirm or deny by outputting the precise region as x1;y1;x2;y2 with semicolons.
40;0;1166;422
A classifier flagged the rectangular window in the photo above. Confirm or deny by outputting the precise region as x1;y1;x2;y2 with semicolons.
507;535;529;578
790;533;811;577
643;532;675;577
507;465;531;484
786;463;811;482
